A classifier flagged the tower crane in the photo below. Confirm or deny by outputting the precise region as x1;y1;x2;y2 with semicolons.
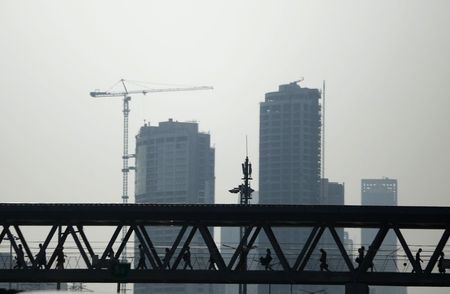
90;79;213;293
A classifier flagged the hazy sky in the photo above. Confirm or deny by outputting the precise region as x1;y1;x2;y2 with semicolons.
1;1;450;292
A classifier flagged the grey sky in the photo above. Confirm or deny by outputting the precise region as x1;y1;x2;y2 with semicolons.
1;1;450;292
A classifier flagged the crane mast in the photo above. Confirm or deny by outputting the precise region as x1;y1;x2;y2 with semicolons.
91;79;213;294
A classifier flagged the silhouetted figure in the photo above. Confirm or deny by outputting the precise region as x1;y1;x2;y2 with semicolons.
136;244;147;270
35;243;46;269
319;249;329;272
183;246;193;270
355;246;365;268
164;247;171;269
438;252;446;274
260;248;273;270
55;246;66;270
412;248;423;273
14;244;26;269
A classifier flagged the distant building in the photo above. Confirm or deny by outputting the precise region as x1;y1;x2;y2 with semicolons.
361;178;407;294
134;119;218;294
320;179;345;294
258;82;321;294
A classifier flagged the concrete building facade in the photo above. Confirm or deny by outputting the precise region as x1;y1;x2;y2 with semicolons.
134;119;217;294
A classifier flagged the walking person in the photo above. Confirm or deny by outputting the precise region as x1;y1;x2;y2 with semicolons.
14;244;26;269
319;249;329;272
412;248;423;273
355;246;365;269
56;246;66;270
136;244;147;270
183;246;193;270
35;243;47;269
259;248;273;271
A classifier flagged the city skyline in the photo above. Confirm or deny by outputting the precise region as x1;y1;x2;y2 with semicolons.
1;1;449;294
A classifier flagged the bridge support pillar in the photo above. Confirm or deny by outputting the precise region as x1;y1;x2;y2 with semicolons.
345;283;369;294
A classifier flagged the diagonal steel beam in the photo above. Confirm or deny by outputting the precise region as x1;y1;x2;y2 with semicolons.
198;225;226;271
47;226;71;269
298;226;325;272
101;225;123;260
69;226;92;269
134;225;157;269
328;226;354;272
5;226;21;262
0;226;8;246
293;226;319;271
114;226;134;260
162;225;188;270
172;226;197;270
263;226;290;271
41;226;58;269
227;226;254;270
425;229;450;273
76;225;95;257
394;227;422;273
138;225;162;268
358;226;389;273
13;225;36;267
235;226;262;271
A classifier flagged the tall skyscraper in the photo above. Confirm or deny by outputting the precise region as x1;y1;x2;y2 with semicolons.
258;82;321;294
361;178;407;294
259;82;321;205
134;119;216;294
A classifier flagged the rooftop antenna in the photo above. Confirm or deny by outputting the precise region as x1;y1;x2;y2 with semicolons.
245;135;248;157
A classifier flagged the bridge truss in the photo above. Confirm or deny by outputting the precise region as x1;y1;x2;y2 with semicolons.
0;204;450;293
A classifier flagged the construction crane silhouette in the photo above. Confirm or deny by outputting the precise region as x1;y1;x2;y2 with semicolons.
90;79;213;293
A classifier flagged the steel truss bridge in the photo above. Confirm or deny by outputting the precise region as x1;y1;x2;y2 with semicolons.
1;204;450;294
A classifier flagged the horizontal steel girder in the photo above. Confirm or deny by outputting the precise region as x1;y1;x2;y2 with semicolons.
0;203;450;228
0;270;450;286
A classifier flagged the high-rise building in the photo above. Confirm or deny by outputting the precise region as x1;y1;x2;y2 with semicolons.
258;82;321;294
259;82;321;205
361;178;407;294
134;119;217;294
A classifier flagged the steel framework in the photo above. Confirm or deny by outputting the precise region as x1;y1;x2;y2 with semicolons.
0;203;450;290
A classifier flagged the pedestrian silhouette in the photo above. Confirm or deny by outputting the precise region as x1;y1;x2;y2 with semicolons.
412;248;423;273
183;246;193;270
164;247;171;269
319;249;329;272
355;246;365;268
259;248;273;270
56;246;66;270
136;244;147;269
438;252;446;274
35;243;47;269
14;244;26;269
